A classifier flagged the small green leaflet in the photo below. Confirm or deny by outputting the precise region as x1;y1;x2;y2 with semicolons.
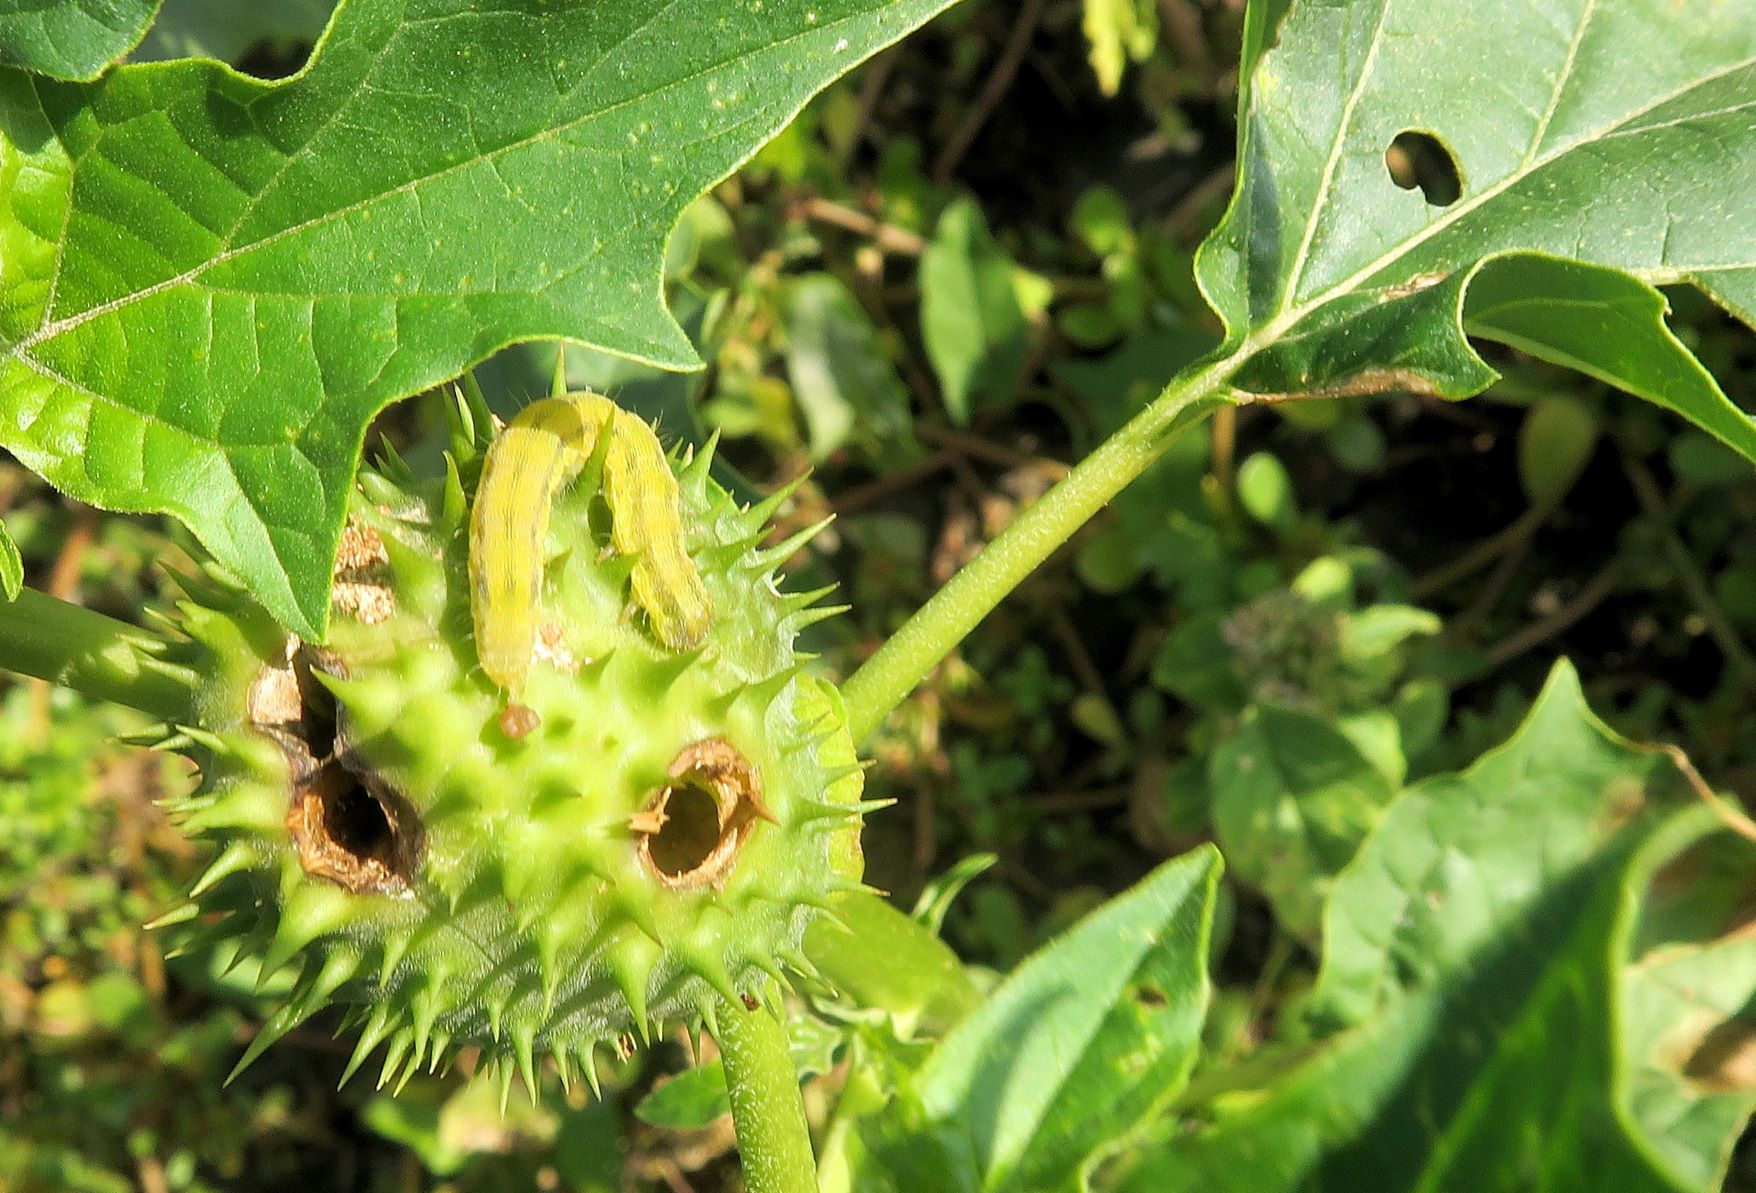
835;847;1221;1193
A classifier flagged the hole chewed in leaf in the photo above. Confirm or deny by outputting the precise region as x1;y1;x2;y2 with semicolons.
250;641;421;895
1385;130;1461;207
636;738;776;890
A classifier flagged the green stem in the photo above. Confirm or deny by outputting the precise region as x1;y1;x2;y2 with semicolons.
0;587;194;720
716;995;816;1193
842;356;1239;743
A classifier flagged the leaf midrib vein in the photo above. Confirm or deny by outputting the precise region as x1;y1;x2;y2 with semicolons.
213;0;684;257
28;77;77;332
15;351;302;453
9;7;872;359
1277;0;1394;312
1521;0;1598;169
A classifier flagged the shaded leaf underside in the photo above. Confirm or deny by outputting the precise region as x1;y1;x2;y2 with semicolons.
1201;0;1756;448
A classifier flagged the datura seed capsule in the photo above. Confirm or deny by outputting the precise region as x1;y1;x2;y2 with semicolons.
154;397;864;1094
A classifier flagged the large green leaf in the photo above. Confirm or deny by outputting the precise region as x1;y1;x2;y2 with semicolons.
1308;660;1669;1026
1203;0;1756;461
1116;663;1753;1193
1465;254;1756;462
0;0;958;637
0;0;159;80
844;846;1221;1193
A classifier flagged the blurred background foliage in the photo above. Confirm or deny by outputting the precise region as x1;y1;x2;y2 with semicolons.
4;0;1754;1187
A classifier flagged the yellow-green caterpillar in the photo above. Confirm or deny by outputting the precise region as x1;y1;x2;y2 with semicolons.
468;392;712;729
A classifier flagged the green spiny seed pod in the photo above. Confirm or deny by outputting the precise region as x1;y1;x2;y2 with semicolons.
153;406;866;1097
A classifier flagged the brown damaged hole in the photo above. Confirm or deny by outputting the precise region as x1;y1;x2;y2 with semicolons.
636;738;777;890
1681;1015;1756;1092
285;763;421;894
251;640;422;894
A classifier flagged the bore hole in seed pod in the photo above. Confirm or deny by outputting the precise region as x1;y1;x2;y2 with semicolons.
645;783;721;876
636;738;778;890
285;764;420;895
247;641;342;755
250;640;423;895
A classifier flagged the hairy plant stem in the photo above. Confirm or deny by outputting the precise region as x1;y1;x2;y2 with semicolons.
0;586;194;720
842;356;1239;743
716;994;816;1193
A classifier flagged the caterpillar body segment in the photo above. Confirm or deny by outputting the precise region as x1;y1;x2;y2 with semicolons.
467;396;607;695
594;407;713;649
468;393;713;702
